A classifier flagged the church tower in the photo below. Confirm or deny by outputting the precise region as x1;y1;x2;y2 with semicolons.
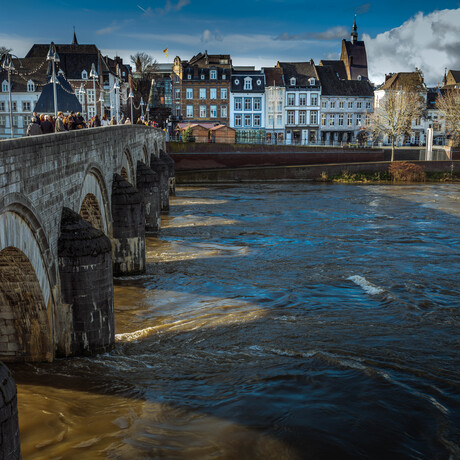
340;18;368;80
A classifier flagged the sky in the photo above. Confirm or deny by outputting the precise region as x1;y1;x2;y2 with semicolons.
2;1;460;86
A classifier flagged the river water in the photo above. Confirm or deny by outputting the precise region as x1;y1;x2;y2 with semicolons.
10;183;460;459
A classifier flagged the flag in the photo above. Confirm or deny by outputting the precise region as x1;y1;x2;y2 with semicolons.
163;48;169;57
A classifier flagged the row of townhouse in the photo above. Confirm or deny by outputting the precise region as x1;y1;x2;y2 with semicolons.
0;31;130;138
171;21;374;145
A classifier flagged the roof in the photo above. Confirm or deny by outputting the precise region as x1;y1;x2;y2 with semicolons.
315;65;373;96
209;124;235;131
231;72;265;92
188;51;232;67
263;67;284;87
341;40;368;80
443;70;460;89
34;74;82;113
0;57;48;92
380;71;426;92
177;122;216;130
319;60;348;80
277;61;318;87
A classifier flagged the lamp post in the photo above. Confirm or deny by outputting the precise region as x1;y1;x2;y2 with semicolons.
46;42;60;118
128;90;134;124
89;63;98;118
98;91;105;119
79;83;86;120
1;53;15;138
140;97;145;118
113;81;120;123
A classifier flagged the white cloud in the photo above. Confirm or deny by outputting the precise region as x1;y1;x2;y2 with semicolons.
139;0;190;16
96;22;121;35
201;29;223;43
365;8;460;86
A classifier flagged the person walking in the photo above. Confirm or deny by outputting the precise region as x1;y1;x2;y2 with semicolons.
109;116;117;125
125;118;131;125
101;115;109;126
41;115;54;134
55;111;66;132
93;114;101;127
26;117;43;136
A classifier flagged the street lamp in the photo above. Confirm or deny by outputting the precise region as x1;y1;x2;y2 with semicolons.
98;90;105;119
79;83;86;120
46;42;60;117
89;63;98;118
140;97;145;118
128;90;134;124
113;81;120;123
1;53;15;138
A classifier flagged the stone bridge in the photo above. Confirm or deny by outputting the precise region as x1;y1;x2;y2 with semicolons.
0;125;174;363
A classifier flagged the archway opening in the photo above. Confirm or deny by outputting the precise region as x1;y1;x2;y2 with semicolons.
0;247;51;362
80;193;104;232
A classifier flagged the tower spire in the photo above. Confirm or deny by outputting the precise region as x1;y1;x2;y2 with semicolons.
351;15;358;44
72;26;78;45
442;67;448;87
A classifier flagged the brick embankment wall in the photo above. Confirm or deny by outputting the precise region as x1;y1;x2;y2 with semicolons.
176;161;460;184
0;362;21;459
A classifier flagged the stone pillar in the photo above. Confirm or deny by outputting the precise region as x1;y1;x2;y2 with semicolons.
160;149;176;196
111;174;146;276
58;207;114;356
0;362;21;459
150;155;170;213
136;161;161;233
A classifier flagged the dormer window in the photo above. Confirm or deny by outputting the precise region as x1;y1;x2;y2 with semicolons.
358;75;362;81
201;74;205;80
256;79;262;86
2;80;9;92
222;74;226;80
309;77;315;85
210;70;217;79
290;77;296;86
244;77;252;90
187;74;192;80
27;80;35;92
82;70;88;79
234;79;240;85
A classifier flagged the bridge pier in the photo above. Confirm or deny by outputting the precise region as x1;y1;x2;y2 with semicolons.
136;162;161;233
58;208;114;357
111;174;146;276
0;362;21;459
160;149;176;197
151;155;170;213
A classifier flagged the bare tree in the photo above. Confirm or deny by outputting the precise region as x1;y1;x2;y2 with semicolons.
0;46;12;57
436;89;460;146
368;91;425;161
130;52;158;80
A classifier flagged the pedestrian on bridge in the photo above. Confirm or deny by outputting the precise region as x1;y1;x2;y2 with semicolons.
41;115;54;134
55;112;66;132
26;117;43;136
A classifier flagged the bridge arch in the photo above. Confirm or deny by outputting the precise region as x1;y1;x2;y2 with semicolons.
78;166;110;235
143;144;149;166
121;148;135;185
0;210;54;361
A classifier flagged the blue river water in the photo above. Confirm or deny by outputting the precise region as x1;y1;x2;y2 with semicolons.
11;183;460;459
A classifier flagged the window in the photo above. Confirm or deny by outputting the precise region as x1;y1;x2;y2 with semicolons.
287;111;295;124
330;114;335;126
187;74;192;80
22;101;31;112
82;70;88;79
201;74;205;80
347;114;353;126
12;116;18;127
339;101;344;109
348;101;353;109
78;92;85;104
175;106;181;117
277;101;283;112
366;102;372;109
88;106;96;118
268;115;273;126
87;89;95;103
244;114;251;126
234;98;242;110
357;102;362;109
299;94;307;106
221;105;228;118
27;80;35;92
2;80;8;92
234;78;240;85
310;111;318;124
186;105;193;118
175;89;180;99
330;101;336;109
235;114;242;126
322;101;327;109
338;114;344;126
186;88;193;99
0;102;4;111
0;115;5;126
210;88;217;99
12;102;16;112
276;114;283;126
321;114;327;126
290;77;296;86
309;77;315;85
199;105;206;118
244;98;251;110
299;111;306;125
356;114;362;126
210;105;217;118
311;94;318;106
287;94;295;106
253;114;261;127
210;70;217;79
222;74;226;80
253;98;261;110
174;74;180;83
221;88;228;99
199;88;206;99
244;78;252;90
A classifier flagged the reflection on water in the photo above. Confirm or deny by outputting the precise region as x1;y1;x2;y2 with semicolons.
11;183;460;459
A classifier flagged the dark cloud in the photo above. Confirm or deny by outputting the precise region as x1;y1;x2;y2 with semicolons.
274;32;309;41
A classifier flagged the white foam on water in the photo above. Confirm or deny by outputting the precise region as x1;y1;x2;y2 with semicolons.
347;275;385;296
